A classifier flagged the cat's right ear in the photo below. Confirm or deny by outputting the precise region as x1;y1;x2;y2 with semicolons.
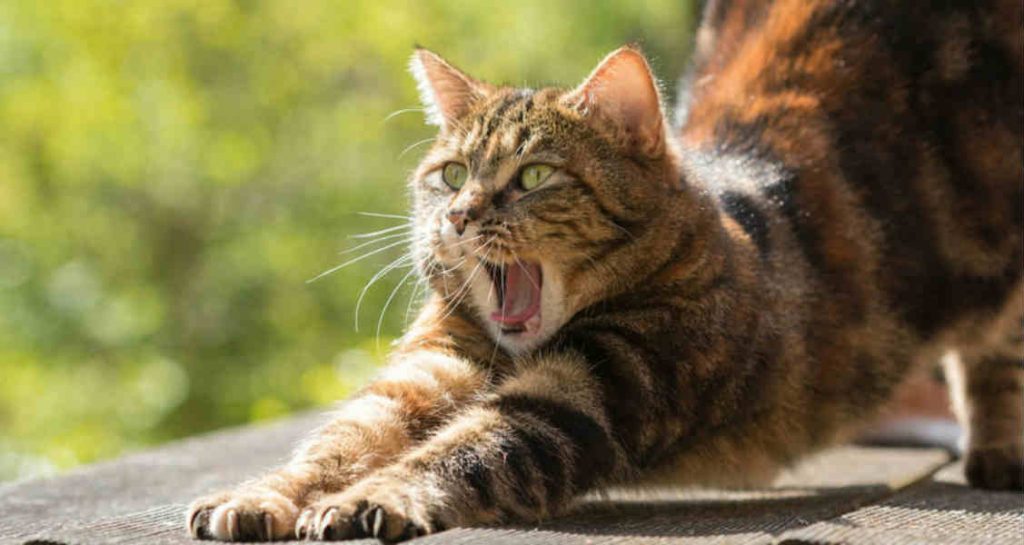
410;48;493;129
564;46;666;157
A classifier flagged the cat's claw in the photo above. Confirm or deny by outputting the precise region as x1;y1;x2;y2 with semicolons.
226;509;239;541
295;508;314;539
188;508;202;538
318;507;342;540
364;506;386;537
264;513;275;542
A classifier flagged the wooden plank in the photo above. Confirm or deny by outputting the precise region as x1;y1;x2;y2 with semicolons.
0;413;331;545
0;413;952;545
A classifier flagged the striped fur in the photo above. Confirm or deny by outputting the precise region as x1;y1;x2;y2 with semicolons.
188;1;1023;540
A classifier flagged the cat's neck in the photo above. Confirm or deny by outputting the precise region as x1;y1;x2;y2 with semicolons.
617;151;766;305
591;163;734;304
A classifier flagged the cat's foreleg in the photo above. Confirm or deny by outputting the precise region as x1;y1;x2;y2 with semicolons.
186;347;489;541
296;352;628;541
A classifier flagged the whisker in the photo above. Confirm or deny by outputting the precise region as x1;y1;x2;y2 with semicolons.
356;211;411;220
376;266;419;351
451;234;484;249
383;107;426;123
440;262;453;300
399;137;436;158
355;253;414;331
340;232;414;256
460;239;495;299
489;242;507;365
349;224;412;240
404;277;426;327
437;239;492;323
306;238;411;284
445;268;484;320
436;256;468;276
440;270;476;321
433;256;467;304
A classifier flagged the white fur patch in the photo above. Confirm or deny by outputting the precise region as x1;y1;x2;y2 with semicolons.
409;54;446;127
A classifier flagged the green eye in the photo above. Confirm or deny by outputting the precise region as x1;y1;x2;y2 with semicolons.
441;162;468;189
519;164;554;190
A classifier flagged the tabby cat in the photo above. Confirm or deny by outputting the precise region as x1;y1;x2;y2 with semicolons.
188;0;1023;541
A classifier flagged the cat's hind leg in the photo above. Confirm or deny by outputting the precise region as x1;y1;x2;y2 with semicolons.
945;286;1024;491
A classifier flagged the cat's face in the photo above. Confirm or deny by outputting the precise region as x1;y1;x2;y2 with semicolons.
409;47;673;354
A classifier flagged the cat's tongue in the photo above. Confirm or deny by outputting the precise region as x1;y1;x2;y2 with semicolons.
491;261;542;326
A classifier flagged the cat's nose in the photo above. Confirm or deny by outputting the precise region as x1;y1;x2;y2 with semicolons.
446;208;476;235
447;186;487;236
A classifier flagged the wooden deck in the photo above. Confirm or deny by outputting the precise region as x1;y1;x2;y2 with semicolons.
2;412;1021;545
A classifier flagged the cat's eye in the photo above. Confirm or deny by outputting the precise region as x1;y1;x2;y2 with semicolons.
519;164;554;191
441;162;468;190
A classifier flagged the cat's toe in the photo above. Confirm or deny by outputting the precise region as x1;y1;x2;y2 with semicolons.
965;446;1024;491
303;485;438;541
358;503;432;541
302;502;363;541
186;489;299;541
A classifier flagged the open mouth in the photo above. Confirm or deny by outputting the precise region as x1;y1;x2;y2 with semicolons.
485;260;543;334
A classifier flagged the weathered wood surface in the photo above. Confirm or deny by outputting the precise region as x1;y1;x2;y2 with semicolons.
1;412;1020;545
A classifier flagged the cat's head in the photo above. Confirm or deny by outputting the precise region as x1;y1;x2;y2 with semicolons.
408;46;682;354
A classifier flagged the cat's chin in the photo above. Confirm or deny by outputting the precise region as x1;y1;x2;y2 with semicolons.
492;311;544;350
488;314;548;355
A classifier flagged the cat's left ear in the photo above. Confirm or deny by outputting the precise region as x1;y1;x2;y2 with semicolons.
410;48;494;129
564;46;666;156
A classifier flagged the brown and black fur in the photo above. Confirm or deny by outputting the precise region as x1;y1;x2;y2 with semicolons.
188;0;1023;541
678;0;1023;482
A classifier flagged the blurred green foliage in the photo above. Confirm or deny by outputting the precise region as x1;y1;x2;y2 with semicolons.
0;0;694;480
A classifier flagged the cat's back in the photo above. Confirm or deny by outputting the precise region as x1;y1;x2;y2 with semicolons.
679;0;1023;340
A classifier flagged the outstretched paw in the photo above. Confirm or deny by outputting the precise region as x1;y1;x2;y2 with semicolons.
295;477;443;542
187;488;300;541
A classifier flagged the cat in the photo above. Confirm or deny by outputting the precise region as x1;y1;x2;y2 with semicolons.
187;0;1023;541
